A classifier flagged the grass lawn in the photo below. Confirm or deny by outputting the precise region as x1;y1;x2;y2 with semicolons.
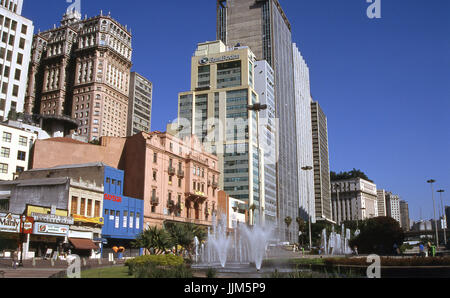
81;266;131;278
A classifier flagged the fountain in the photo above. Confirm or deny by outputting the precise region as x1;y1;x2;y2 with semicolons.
194;213;274;271
320;224;355;256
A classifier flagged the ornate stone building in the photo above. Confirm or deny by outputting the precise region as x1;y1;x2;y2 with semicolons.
24;8;132;141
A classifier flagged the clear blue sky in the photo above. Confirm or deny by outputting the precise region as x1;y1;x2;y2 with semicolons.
23;0;450;222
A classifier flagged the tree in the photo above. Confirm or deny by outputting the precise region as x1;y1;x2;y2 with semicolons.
349;217;404;255
165;222;207;258
285;217;293;228
133;226;174;255
330;169;373;183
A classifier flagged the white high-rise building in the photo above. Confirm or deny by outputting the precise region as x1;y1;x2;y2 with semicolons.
0;0;33;120
254;60;277;226
293;44;315;223
386;192;401;224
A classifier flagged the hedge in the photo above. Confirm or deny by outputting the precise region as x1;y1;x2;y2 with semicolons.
125;255;185;276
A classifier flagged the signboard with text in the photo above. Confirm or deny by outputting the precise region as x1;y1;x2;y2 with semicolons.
0;213;20;233
33;223;69;237
21;217;34;234
31;213;74;225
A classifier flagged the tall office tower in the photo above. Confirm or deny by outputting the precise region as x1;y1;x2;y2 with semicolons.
217;0;299;241
127;72;152;136
376;189;387;217
254;60;277;226
386;192;401;224
24;8;132;141
177;40;264;226
292;44;315;223
0;0;33;120
311;100;333;223
399;200;410;231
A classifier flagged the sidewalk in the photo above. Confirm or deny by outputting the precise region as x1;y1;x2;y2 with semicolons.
0;267;64;278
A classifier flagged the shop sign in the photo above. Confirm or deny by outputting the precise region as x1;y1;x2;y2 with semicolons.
104;194;122;203
73;215;104;225
0;213;20;233
21;217;34;234
31;213;74;225
34;223;69;237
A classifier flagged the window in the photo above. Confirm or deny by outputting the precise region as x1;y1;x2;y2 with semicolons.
16;166;24;174
14;69;20;81
178;178;182;188
19;38;25;49
1;147;9;158
80;198;86;216
16;53;23;65
115;211;120;228
153;153;157;163
129;212;134;229
136;213;140;230
18;136;27;147
71;197;78;215
12;85;18;97
0;163;7;173
21;24;27;35
87;199;92;217
17;151;26;161
123;211;128;228
94;201;100;217
2;132;11;143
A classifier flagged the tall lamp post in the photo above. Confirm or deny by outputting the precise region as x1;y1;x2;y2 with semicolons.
247;103;268;226
19;214;26;267
427;179;439;248
302;166;313;251
437;190;447;246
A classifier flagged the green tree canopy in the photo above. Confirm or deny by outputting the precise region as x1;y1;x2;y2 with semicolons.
349;217;404;255
330;169;373;183
132;226;174;255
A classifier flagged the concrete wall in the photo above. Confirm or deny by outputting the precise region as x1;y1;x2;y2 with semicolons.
30;137;126;170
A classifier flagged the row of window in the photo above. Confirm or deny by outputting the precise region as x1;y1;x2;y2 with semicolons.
0;147;26;160
0;163;23;174
106;209;140;230
70;196;101;217
1;132;27;145
0;15;28;35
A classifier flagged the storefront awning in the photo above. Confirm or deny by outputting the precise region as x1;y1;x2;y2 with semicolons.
69;238;98;250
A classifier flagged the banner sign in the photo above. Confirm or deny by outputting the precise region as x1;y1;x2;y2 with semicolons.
31;213;74;225
34;222;69;237
21;217;34;234
73;215;104;225
0;213;20;233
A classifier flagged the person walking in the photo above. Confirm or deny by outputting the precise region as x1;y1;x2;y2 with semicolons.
419;243;425;257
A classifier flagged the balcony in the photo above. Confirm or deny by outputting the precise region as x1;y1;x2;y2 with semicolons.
212;181;218;189
168;167;176;176
151;196;159;205
177;170;185;178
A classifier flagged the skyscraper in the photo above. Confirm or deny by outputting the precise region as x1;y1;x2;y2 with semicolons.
254;60;277;225
177;40;265;225
293;44;315;223
217;0;300;241
127;72;152;136
25;8;132;141
376;189;387;217
386;192;401;224
311;100;333;223
399;200;410;231
0;0;33;120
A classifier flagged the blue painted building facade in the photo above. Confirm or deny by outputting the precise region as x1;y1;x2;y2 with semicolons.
102;167;144;255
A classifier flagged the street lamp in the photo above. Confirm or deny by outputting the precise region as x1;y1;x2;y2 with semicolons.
247;103;268;227
302;166;313;251
427;179;439;248
333;184;342;225
19;214;26;267
437;189;447;246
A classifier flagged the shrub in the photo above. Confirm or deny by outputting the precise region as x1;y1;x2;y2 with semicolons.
125;254;184;276
206;268;218;278
134;263;193;278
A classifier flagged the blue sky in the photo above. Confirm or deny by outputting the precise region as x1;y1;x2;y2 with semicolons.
23;0;450;222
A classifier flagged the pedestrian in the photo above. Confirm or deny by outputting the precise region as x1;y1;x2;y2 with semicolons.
354;246;359;256
419;243;425;257
12;250;18;269
393;243;398;256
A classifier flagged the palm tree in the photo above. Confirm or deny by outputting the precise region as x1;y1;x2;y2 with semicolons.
285;216;293;228
133;226;174;255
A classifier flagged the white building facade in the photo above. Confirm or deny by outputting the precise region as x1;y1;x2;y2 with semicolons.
331;178;379;225
254;60;277;226
0;0;33;120
0;122;37;181
386;192;401;224
292;44;315;223
376;189;388;217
